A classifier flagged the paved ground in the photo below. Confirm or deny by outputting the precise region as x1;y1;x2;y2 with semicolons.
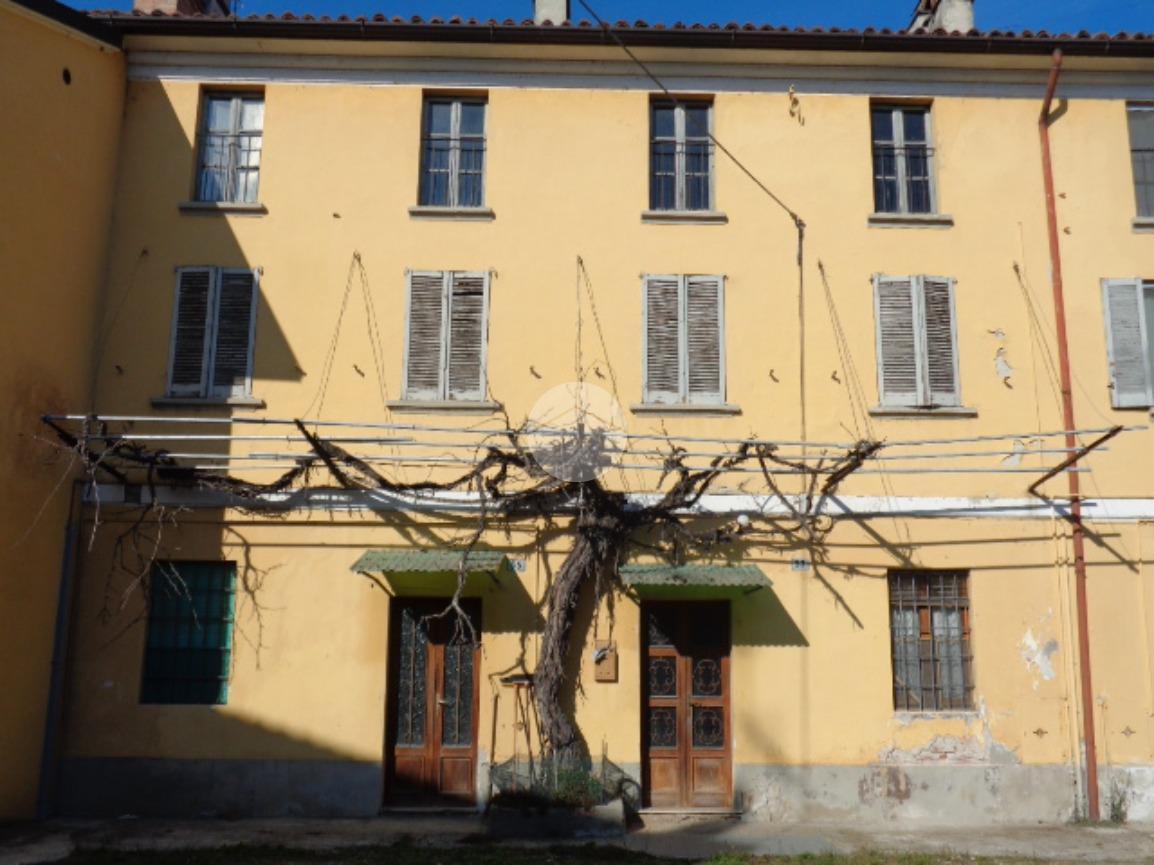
3;815;1154;865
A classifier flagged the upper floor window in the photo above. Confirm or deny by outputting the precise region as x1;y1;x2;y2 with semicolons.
142;561;236;705
403;270;490;402
419;97;487;209
643;275;725;405
874;275;961;409
889;570;972;712
1102;278;1154;408
872;105;936;215
650;100;713;212
1128;105;1154;219
196;92;264;204
167;267;259;400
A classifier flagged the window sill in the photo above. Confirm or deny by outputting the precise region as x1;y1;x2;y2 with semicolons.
641;210;728;225
408;206;495;221
1133;217;1154;234
867;212;954;229
151;396;266;409
894;710;979;721
386;399;501;414
178;201;267;215
631;402;742;416
868;406;977;418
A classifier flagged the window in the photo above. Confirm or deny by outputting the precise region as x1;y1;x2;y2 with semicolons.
1102;279;1154;408
418;97;487;208
889;570;972;712
195;92;264;204
872;105;935;214
643;275;725;405
650;101;713;212
403;271;490;402
141;561;236;705
874;275;960;409
167;267;259;400
1128;105;1154;218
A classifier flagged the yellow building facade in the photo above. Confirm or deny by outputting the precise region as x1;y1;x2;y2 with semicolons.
5;0;1154;824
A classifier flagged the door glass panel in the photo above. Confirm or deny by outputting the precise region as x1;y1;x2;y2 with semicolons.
396;607;428;746
648;656;677;697
692;706;725;749
691;657;722;697
648;707;678;748
441;635;474;747
647;609;675;647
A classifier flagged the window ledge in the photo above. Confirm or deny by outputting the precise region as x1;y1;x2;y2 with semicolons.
408;206;495;221
178;201;267;215
1133;217;1154;234
386;399;501;414
868;406;977;418
641;210;728;225
152;396;266;409
868;212;954;229
631;402;742;416
894;710;979;721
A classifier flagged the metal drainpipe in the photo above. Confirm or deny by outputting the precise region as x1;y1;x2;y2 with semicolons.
1038;48;1101;822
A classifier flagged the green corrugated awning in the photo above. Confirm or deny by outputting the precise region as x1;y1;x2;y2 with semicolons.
351;549;509;574
619;564;769;589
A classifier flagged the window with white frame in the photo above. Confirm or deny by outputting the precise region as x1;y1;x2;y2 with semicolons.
195;92;264;204
418;97;487;208
403;271;490;402
1102;279;1154;408
167;267;259;400
874;275;961;409
1128;106;1154;219
650;101;714;212
871;105;936;215
643;275;725;405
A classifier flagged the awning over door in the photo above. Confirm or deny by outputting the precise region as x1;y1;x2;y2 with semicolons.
619;564;770;595
351;548;509;574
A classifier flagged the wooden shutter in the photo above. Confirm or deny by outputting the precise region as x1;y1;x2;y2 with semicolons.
168;268;213;397
685;276;724;403
1103;278;1153;408
446;272;487;401
209;269;258;398
404;272;447;400
874;275;920;407
645;276;682;404
921;276;960;407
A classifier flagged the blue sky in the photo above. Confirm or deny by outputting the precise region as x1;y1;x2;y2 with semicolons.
74;0;1154;34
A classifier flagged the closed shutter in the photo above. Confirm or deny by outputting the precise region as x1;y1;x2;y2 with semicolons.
446;272;487;401
921;276;960;407
875;276;920;407
209;270;257;398
686;275;723;403
645;276;682;403
1103;278;1153;408
168;268;213;396
405;271;447;400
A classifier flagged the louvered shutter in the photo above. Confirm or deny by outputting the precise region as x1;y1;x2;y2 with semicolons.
404;272;447;400
921;276;960;407
644;276;682;404
446;272;487;401
1103;279;1153;408
168;268;213;396
875;276;920;407
686;276;723;403
209;270;257;398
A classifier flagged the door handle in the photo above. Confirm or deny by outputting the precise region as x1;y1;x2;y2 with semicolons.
437;697;451;706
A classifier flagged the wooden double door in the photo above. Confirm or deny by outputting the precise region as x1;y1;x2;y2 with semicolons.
385;599;480;805
642;601;732;809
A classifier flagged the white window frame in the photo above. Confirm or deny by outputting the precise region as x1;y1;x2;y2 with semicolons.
1128;104;1154;219
641;273;727;406
166;267;259;400
873;274;961;409
401;270;491;402
871;104;938;216
195;91;264;204
1101;278;1154;409
418;97;488;209
649;100;715;213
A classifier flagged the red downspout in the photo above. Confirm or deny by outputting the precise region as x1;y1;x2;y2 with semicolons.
1039;48;1100;822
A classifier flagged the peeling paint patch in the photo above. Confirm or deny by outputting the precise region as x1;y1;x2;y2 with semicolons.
1020;627;1059;687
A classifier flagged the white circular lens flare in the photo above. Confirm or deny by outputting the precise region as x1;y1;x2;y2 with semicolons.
524;382;627;483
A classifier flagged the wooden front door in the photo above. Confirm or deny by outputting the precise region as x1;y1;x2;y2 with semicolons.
642;601;732;809
386;599;480;805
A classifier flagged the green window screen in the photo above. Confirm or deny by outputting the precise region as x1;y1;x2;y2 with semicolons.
141;561;236;705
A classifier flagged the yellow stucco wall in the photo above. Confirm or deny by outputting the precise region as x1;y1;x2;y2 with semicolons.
0;1;123;819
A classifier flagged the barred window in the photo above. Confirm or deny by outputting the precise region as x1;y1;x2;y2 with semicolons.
141;561;236;705
195;92;264;204
1128;105;1154;218
889;570;972;711
650;100;713;212
872;105;936;215
418;97;487;208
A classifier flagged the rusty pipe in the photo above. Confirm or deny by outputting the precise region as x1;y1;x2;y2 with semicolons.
1039;48;1100;822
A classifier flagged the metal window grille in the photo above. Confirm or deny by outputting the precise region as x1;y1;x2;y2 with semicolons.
141;561;236;705
650;100;714;212
872;105;935;215
888;570;972;712
419;98;487;208
196;93;264;204
1129;106;1154;218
